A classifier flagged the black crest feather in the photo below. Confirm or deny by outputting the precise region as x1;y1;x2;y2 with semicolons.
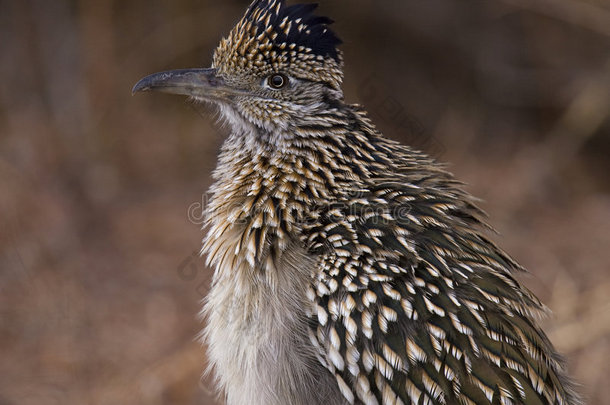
245;0;342;62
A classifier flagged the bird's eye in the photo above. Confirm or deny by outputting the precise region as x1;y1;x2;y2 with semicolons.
267;73;288;89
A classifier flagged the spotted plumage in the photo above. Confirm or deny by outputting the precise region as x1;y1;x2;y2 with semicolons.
133;1;580;404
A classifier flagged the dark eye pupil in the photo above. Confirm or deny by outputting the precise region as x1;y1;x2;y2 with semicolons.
270;74;286;88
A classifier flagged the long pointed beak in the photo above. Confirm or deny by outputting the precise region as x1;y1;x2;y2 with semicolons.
132;68;235;100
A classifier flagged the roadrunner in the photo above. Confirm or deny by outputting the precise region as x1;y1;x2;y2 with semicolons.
134;1;579;404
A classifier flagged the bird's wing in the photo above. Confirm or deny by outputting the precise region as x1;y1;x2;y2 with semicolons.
304;183;575;405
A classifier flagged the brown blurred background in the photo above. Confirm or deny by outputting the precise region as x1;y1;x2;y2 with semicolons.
1;0;609;404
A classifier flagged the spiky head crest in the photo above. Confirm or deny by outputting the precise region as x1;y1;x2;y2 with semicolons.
213;0;343;90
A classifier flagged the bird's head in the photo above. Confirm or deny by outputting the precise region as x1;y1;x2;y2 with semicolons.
133;0;343;134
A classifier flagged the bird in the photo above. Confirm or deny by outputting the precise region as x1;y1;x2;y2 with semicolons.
133;1;580;404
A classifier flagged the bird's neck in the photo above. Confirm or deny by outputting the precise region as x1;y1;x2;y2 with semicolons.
202;126;342;276
202;108;394;283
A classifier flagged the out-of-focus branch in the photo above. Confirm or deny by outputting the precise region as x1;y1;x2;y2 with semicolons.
510;58;610;200
548;59;610;161
501;0;610;37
